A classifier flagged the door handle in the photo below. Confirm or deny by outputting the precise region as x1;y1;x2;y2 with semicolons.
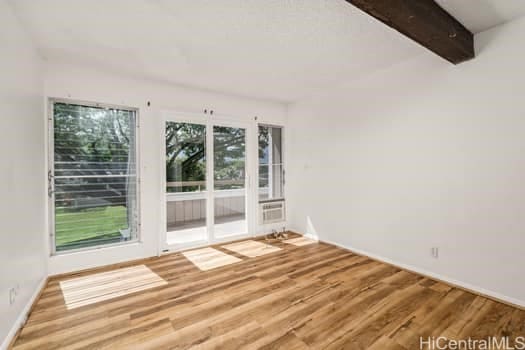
48;170;55;198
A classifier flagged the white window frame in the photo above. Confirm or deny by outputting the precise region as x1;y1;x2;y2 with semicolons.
257;123;285;204
47;98;141;256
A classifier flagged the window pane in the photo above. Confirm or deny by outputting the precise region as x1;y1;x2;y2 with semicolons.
165;122;206;193
259;126;269;166
258;165;269;192
271;164;284;199
165;122;207;244
258;125;284;202
214;126;247;238
270;127;282;164
214;126;246;190
53;102;138;252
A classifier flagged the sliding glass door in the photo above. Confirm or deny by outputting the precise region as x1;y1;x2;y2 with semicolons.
164;116;250;250
49;100;139;254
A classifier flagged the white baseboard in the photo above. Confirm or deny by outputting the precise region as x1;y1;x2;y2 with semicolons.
1;277;47;350
320;237;525;309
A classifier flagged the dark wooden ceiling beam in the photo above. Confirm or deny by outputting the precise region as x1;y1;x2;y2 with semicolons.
345;0;474;64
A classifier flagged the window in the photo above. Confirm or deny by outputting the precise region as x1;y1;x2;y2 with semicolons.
258;125;284;202
50;101;139;253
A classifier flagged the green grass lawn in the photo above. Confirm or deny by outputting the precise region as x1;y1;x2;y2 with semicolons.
55;206;127;250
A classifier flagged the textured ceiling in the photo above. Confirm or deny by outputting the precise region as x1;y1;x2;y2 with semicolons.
9;0;525;102
435;0;525;33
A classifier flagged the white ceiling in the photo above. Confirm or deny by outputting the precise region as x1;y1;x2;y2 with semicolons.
435;0;525;33
9;0;525;103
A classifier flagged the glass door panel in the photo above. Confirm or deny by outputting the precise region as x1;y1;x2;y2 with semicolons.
213;125;248;239
165;121;207;245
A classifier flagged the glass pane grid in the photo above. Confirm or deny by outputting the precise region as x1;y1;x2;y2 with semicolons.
164;122;249;245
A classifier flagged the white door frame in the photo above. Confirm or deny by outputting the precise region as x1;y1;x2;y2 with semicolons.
160;111;256;254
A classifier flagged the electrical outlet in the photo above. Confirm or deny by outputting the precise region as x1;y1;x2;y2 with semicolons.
431;247;439;259
9;288;16;305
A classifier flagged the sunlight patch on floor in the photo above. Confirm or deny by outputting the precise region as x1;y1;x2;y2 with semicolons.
283;236;318;246
222;240;281;258
60;265;167;310
182;247;242;271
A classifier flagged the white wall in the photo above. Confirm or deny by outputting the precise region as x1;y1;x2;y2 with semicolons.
44;62;287;275
287;17;525;306
0;0;46;347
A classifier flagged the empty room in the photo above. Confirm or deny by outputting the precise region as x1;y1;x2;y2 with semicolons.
1;0;525;349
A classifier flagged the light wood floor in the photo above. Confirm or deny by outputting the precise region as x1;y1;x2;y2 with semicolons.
12;234;525;349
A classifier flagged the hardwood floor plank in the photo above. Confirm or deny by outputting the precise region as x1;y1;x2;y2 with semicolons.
12;236;525;350
368;335;406;350
322;284;436;349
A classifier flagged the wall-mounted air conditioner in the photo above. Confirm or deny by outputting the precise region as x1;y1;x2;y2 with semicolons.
259;200;285;225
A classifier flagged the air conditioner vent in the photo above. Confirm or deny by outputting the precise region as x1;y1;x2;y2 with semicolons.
259;200;285;225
